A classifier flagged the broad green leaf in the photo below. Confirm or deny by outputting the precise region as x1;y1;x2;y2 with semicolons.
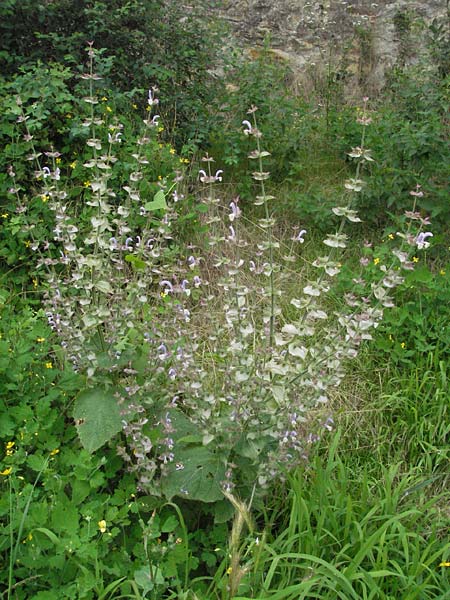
161;515;178;532
161;446;226;503
73;387;122;453
125;254;146;270
134;566;164;593
51;494;79;535
144;189;167;211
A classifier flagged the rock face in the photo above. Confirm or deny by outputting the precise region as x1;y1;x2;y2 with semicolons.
211;0;448;91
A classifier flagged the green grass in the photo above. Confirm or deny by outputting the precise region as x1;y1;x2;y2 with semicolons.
231;437;449;599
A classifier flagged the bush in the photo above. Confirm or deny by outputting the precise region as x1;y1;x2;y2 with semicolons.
0;0;222;147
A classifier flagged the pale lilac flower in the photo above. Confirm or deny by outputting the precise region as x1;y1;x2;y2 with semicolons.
410;184;424;197
415;232;433;250
292;229;307;242
228;199;241;221
242;120;253;135
159;280;173;293
148;88;159;106
199;169;223;184
108;131;122;143
157;344;169;360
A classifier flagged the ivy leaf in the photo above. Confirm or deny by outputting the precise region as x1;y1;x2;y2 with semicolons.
73;388;122;453
161;446;226;503
144;189;167;212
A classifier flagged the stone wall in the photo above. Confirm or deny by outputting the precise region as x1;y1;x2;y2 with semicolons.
210;0;448;92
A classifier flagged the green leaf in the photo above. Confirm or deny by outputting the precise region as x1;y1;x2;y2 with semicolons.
161;515;178;532
95;280;113;294
134;566;164;593
51;495;79;535
73;387;122;453
144;189;167;212
161;446;226;503
125;254;147;270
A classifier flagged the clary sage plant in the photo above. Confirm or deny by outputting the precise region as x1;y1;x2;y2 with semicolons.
9;46;433;503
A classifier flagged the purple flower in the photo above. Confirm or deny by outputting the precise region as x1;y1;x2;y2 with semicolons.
198;169;223;184
242;120;253;135
148;88;159;106
229;199;241;222
159;280;173;293
291;229;307;243
157;344;169;360
108;131;122;143
415;232;433;250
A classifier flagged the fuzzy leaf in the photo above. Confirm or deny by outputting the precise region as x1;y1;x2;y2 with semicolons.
161;446;226;503
73;388;122;453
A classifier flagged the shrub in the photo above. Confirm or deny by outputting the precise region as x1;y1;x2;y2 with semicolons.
7;40;434;514
0;0;222;147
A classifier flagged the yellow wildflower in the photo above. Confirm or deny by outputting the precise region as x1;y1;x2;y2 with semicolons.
36;337;45;343
32;278;38;288
55;158;62;164
70;161;77;169
440;269;446;276
400;342;406;349
83;181;91;188
1;213;8;218
388;233;394;240
106;106;112;113
24;240;31;248
158;126;164;132
439;561;450;567
412;256;419;263
373;257;380;265
101;96;108;102
132;103;137;110
41;194;49;202
49;448;60;456
6;441;14;450
98;520;107;533
169;148;175;155
45;362;53;369
0;467;12;476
